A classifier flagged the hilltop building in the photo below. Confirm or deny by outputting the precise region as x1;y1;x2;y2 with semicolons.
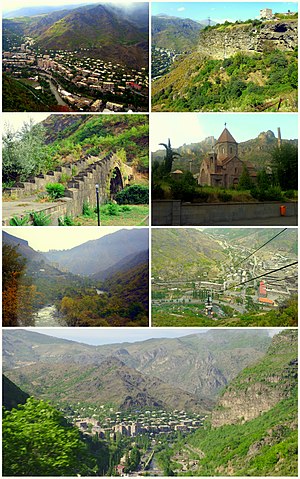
260;8;273;20
198;126;257;188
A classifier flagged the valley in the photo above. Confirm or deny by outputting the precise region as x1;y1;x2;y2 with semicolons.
3;3;149;111
152;228;298;326
2;328;298;476
2;228;149;327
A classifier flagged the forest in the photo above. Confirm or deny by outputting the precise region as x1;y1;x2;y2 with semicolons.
2;242;149;327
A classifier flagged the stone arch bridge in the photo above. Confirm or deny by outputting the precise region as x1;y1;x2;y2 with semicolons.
2;152;134;225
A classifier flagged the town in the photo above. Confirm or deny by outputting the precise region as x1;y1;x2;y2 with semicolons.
3;35;149;111
152;231;298;318
151;46;182;80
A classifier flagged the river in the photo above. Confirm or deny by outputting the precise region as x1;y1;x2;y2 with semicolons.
34;305;67;327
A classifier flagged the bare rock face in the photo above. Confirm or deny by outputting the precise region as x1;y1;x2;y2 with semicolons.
197;21;298;59
211;330;298;427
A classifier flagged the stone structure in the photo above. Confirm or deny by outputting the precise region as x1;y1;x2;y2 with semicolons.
197;20;298;60
4;151;133;202
198;126;257;188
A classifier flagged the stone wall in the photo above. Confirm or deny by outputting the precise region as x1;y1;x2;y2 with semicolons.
3;152;133;225
197;20;298;59
152;200;298;226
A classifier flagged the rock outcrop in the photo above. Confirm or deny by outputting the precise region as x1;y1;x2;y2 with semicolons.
211;330;298;427
197;20;298;59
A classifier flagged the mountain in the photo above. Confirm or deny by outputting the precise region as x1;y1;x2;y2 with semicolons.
152;19;298;112
3;329;272;402
2;375;29;410
3;3;149;68
152;129;298;174
151;228;227;280
180;329;298;476
3;3;89;18
212;329;298;426
152;15;204;51
92;249;148;281
2;231;64;278
43;228;149;276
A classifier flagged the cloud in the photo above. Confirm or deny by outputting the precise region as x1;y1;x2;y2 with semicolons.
177;7;185;12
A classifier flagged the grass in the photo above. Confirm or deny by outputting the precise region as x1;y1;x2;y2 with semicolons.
76;204;149;226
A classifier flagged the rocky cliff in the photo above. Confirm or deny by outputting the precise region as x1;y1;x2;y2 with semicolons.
212;329;298;427
197;20;298;59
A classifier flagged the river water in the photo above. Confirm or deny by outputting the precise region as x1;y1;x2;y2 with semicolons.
34;305;67;327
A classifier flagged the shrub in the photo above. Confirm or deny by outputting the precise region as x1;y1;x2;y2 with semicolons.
59;173;71;185
284;190;296;199
251;185;283;201
106;203;120;216
58;215;76;226
218;191;233;202
82;200;95;217
31;211;52;226
120;205;131;212
46;183;65;199
115;185;149;204
9;215;30;226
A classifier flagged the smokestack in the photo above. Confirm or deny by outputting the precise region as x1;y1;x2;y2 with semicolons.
277;127;282;148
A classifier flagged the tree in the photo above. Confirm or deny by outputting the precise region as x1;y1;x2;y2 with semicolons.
2;244;27;326
238;165;253;190
3;398;99;476
271;143;298;190
159;139;181;173
2;119;52;183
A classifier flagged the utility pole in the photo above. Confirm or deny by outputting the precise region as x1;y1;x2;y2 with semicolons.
95;184;101;226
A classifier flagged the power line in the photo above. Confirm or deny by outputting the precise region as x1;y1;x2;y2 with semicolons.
224;261;298;291
233;228;287;268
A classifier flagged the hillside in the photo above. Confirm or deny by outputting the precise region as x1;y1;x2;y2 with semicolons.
44;228;149;275
3;329;272;401
2;74;53;112
4;356;209;413
152;19;298;112
4;3;149;68
151;228;226;280
2;375;30;410
175;329;298;476
152;15;204;51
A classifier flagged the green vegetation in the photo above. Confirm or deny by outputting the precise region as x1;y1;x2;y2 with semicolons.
2;73;54;112
31;210;52;226
152;296;298;327
9;215;30;226
3;398;109;476
152;48;298;112
77;202;148;226
3;119;53;183
115;184;149;204
45;182;65;199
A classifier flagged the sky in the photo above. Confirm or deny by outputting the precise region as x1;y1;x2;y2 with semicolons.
3;226;140;251
2;0;141;13
152;2;298;24
3;113;61;134
150;113;298;150
10;327;280;345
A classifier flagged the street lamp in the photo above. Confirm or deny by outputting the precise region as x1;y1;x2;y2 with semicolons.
95;184;101;226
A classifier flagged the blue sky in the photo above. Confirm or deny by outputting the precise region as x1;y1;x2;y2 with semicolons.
150;113;298;150
152;2;298;23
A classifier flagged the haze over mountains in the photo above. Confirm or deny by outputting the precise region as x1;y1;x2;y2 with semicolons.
3;2;149;67
3;329;272;409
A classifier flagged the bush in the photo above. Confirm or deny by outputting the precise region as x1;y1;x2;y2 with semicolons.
284;190;296;199
58;215;76;226
218;191;233;202
106;203;120;216
82;200;95;217
251;185;283;201
46;183;65;199
115;185;149;204
9;215;30;226
31;211;52;226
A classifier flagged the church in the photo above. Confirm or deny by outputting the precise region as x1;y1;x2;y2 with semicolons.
198;125;257;188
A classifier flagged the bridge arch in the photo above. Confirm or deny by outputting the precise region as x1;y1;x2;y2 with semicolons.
109;166;124;198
